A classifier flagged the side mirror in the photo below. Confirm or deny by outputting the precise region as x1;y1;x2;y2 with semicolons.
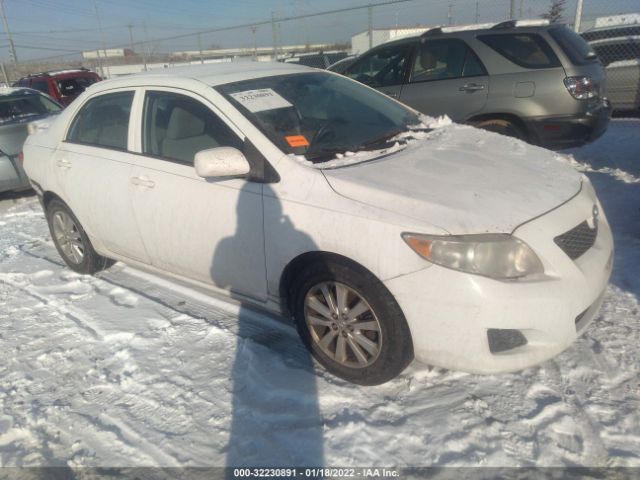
194;147;251;179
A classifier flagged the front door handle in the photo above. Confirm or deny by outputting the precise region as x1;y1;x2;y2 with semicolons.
384;91;399;98
131;176;155;188
459;83;485;92
56;159;72;169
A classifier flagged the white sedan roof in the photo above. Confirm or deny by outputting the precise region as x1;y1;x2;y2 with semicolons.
95;62;315;91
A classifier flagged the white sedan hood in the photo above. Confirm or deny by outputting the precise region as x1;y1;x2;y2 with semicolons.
321;125;582;234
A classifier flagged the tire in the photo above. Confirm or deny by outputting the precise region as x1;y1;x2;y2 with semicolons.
474;118;526;141
46;199;112;274
290;258;414;385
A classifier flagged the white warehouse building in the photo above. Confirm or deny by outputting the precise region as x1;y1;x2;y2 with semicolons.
351;27;430;54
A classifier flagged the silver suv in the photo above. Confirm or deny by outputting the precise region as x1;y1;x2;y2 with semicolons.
341;21;612;149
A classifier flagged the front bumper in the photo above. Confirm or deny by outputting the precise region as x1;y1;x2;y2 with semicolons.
527;98;612;150
0;154;30;193
384;183;613;374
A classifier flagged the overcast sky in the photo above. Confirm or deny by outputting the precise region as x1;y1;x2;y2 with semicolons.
1;0;636;62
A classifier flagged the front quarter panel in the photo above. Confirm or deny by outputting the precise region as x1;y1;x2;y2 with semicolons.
264;155;446;297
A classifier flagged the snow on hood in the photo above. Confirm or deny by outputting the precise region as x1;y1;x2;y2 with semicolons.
321;124;583;235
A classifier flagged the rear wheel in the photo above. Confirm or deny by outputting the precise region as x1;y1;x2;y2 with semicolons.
474;118;526;141
46;199;112;274
291;258;414;385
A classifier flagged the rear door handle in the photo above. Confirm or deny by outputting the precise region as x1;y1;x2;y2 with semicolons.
459;83;485;92
131;176;155;188
56;159;72;169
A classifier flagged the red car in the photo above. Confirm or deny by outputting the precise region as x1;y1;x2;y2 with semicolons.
13;68;101;107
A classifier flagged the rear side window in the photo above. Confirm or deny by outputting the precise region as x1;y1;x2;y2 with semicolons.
67;91;134;150
549;27;597;65
0;93;61;124
410;39;486;82
479;33;561;69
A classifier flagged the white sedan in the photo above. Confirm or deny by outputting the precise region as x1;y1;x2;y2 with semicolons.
23;63;613;385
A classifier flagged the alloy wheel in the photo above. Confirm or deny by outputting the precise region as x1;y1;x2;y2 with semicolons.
51;210;85;264
304;281;382;368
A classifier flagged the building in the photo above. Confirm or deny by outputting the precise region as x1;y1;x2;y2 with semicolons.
351;27;430;54
169;43;335;62
82;48;135;60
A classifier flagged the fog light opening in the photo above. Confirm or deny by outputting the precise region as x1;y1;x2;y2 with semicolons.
488;328;528;354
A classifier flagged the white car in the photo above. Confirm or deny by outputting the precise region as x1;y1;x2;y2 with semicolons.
23;63;613;385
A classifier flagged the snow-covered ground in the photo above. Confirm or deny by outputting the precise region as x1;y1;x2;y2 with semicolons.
0;120;638;468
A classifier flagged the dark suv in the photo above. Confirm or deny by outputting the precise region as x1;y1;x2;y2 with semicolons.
341;21;612;149
14;68;101;107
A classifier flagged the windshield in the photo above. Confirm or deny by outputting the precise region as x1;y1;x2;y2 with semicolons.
0;92;61;124
216;72;420;163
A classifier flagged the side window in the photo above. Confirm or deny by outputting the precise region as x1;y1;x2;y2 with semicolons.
67;91;134;150
143;91;242;165
31;80;50;94
345;44;412;87
57;78;85;98
478;33;561;69
410;39;486;82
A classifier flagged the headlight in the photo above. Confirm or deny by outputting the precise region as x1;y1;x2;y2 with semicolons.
402;233;544;279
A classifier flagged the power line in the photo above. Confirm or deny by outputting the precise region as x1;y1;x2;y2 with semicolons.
23;0;419;63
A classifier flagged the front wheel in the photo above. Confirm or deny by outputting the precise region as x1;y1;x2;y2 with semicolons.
291;259;414;385
46;199;112;274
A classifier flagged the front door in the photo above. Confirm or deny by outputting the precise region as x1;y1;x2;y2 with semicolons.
129;89;267;301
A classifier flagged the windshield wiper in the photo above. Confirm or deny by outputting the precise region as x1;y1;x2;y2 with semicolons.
358;128;404;150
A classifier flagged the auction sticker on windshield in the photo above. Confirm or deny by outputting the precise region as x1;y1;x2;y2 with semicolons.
229;88;292;113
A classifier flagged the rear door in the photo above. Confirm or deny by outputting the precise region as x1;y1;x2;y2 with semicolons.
54;89;150;263
343;42;413;100
399;38;489;121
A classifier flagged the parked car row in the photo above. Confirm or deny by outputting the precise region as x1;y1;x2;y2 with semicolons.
23;62;613;384
0;69;101;194
331;21;612;150
0;88;62;194
13;68;102;107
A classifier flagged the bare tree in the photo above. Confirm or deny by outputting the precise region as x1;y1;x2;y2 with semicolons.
540;0;567;23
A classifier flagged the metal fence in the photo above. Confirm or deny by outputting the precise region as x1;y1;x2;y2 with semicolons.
1;0;638;111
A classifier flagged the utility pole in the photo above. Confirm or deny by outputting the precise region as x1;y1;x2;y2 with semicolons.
0;62;9;85
0;0;18;66
475;1;479;23
142;21;149;71
368;3;373;49
447;4;453;25
249;26;258;60
128;24;135;53
271;12;278;61
197;33;204;64
519;0;524;19
574;0;584;32
509;0;516;20
93;1;109;78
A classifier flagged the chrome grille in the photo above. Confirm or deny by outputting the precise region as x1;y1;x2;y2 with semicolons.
554;221;597;260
